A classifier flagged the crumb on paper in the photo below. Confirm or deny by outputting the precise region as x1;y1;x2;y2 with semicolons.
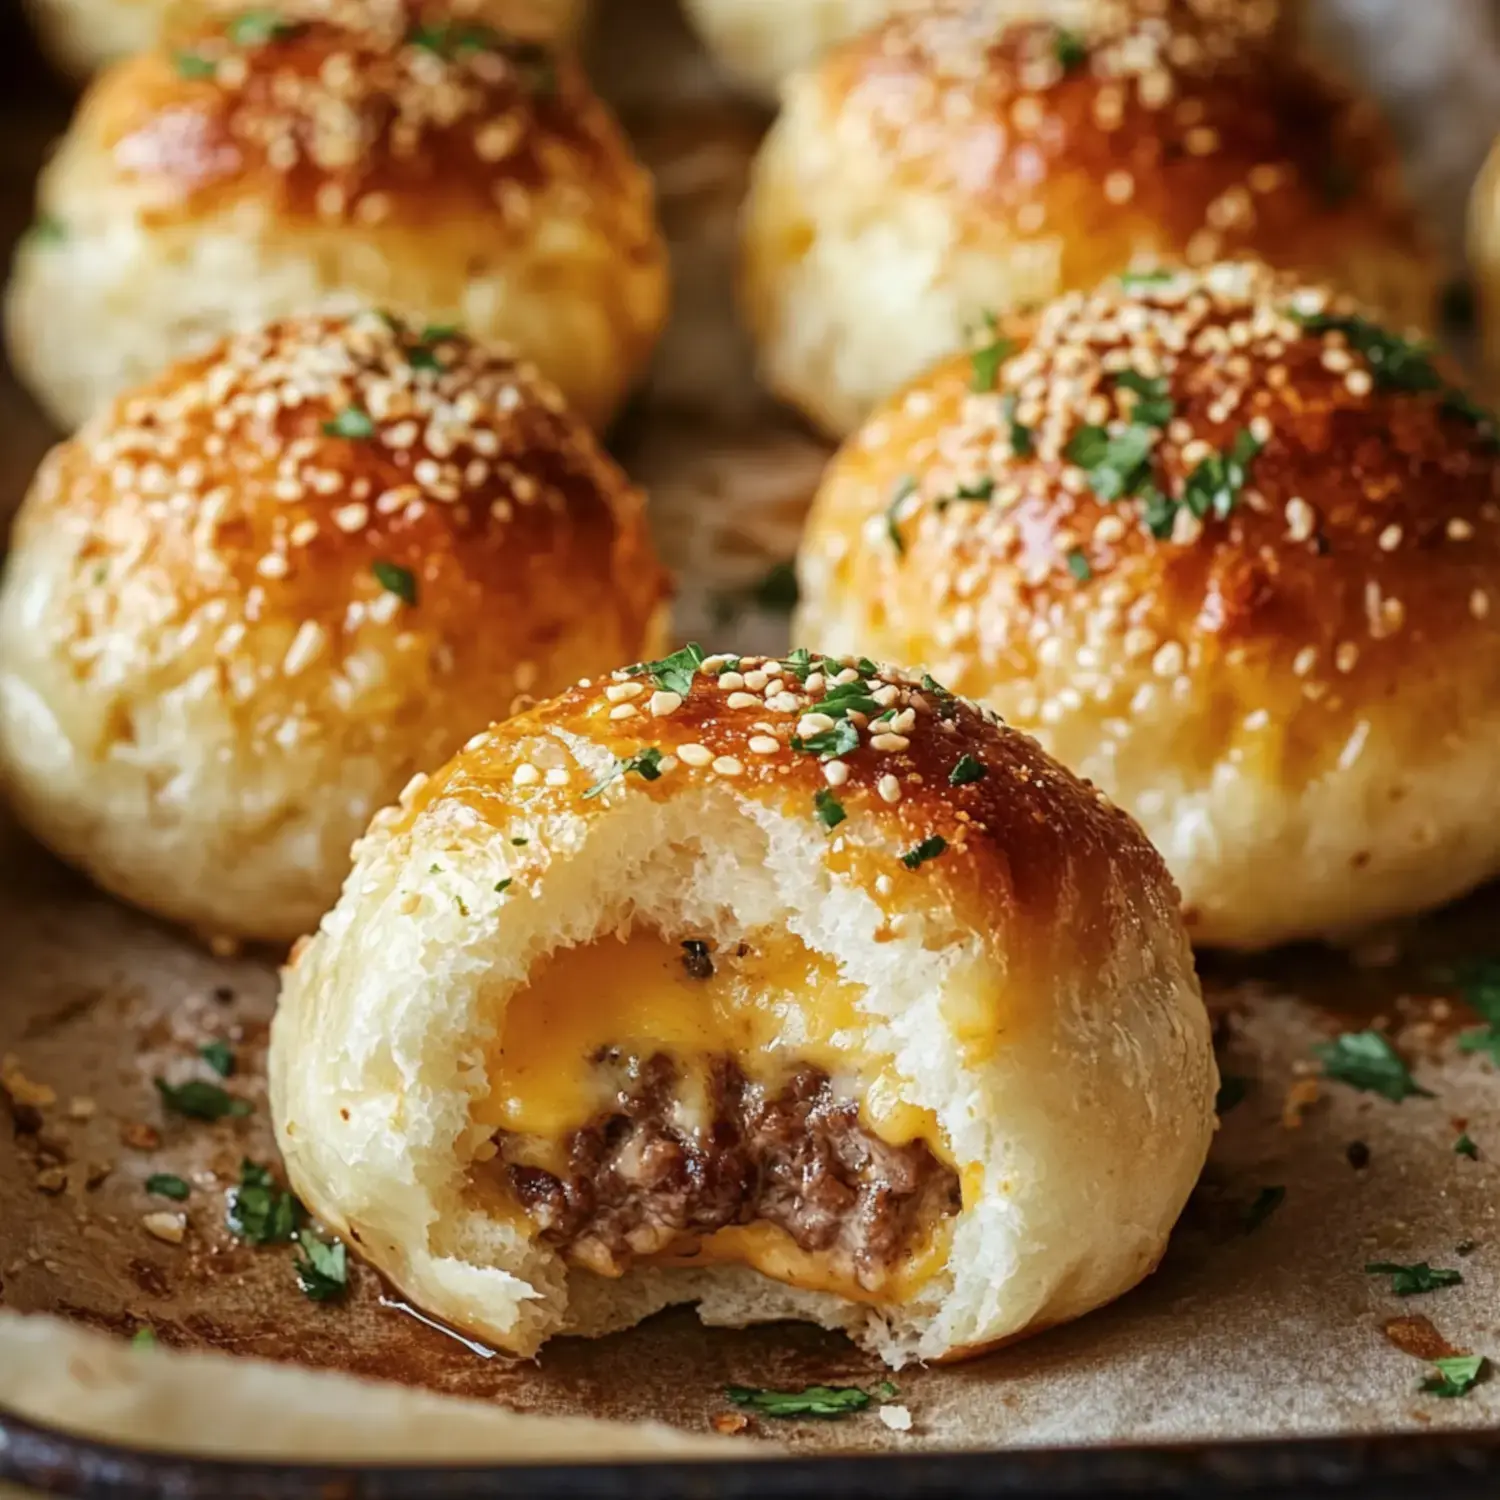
1383;1315;1461;1362
142;1212;186;1245
1282;1077;1321;1128
68;1096;97;1120
208;934;241;959
711;1411;749;1435
120;1122;162;1151
1;1054;57;1109
35;1166;66;1195
878;1404;913;1432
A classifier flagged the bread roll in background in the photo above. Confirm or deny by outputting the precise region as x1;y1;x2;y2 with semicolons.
0;311;667;946
271;650;1215;1368
20;0;587;80
5;4;663;432
741;0;1436;437
797;261;1500;951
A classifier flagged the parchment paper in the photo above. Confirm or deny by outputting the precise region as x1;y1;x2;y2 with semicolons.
3;0;1500;1460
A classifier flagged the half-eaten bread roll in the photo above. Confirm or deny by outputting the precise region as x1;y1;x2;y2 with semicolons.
6;3;661;431
797;261;1500;950
741;0;1435;436
0;310;667;946
270;650;1216;1366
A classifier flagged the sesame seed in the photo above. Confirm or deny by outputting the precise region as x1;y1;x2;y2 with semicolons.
798;713;835;736
1378;524;1402;552
870;733;910;752
605;682;644;702
648;691;682;717
513;764;540;786
823;761;850;787
142;1212;186;1245
678;743;713;767
726;692;760;710
608;704;639;721
544;768;570;786
749;735;780;755
1472;590;1491;620
1292;646;1319;676
712;756;744;777
1335;642;1359;673
878;774;901;803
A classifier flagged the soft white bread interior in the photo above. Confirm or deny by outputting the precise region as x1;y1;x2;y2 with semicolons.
270;650;1216;1368
0;310;667;946
740;0;1435;436
796;261;1500;950
6;3;661;431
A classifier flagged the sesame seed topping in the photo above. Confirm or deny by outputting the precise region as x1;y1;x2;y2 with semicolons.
678;743;713;767
712;756;744;777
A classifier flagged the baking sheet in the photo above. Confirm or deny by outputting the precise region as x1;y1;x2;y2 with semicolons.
4;0;1500;1459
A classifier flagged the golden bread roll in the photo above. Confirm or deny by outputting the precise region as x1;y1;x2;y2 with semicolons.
6;5;662;432
270;649;1216;1367
1471;132;1500;399
741;0;1436;436
0;311;667;946
797;261;1500;950
21;0;586;80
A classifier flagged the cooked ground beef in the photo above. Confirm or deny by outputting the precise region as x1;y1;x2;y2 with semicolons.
499;1055;960;1289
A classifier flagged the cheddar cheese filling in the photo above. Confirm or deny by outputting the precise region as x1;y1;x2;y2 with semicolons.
476;929;962;1300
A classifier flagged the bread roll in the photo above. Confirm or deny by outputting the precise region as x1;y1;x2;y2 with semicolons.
21;0;586;80
797;261;1500;950
0;311;667;946
5;5;661;432
741;0;1436;436
270;649;1216;1367
1471;132;1500;398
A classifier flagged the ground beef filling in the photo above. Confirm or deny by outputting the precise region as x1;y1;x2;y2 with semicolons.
498;1055;961;1290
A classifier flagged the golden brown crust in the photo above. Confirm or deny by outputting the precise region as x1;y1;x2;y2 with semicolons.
802;263;1500;754
22;310;666;656
813;0;1429;313
84;15;637;235
393;648;1174;952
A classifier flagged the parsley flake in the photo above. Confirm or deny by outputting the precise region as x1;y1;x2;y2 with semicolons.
131;1327;157;1349
227;9;297;45
1054;27;1088;70
886;475;916;555
814;788;846;830
631;642;704;697
372;560;418;605
947;476;995;504
323;406;375;440
27;214;66;246
1114;369;1174;427
173;50;218;78
1365;1261;1463;1296
1421;1354;1487;1399
1292;311;1442;394
1001;394;1034;457
145;1173;190;1201
1315;1030;1433;1103
726;1384;874;1420
495;878;512;894
1119;268;1176;288
948;754;986;787
199;1041;235;1078
969;323;1013;393
155;1079;251;1121
792;719;860;761
294;1235;349;1302
227;1160;301;1244
583;746;664;800
1456;1132;1479;1159
901;835;947;870
1066;549;1092;582
1066;421;1155;502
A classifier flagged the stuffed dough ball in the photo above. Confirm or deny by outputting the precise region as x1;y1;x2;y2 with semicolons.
0;311;667;946
797;262;1500;951
6;6;662;432
21;0;587;82
270;648;1215;1366
742;0;1435;436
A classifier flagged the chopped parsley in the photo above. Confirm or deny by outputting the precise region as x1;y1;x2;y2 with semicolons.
815;681;882;720
1065;549;1092;582
27;214;66;245
1243;1185;1285;1233
631;642;704;697
1177;428;1264;524
511;837;528;846
131;1327;157;1349
1114;369;1174;427
173;50;218;78
1456;957;1500;1063
227;1160;301;1244
813;788;846;830
1065;421;1155;502
886;476;917;554
901;835;947;870
1456;1132;1479;1160
792;718;860;761
1119;268;1176;288
1292;311;1443;394
199;1041;235;1078
920;673;951;698
322;406;376;440
145;1173;190;1201
969;316;1013;393
948;754;986;787
1054;27;1088;70
227;9;298;45
1315;1030;1433;1103
1215;1075;1250;1115
582;746;664;799
294;1235;349;1302
154;1079;251;1121
1365;1262;1463;1296
1001;394;1033;457
947;476;995;504
726;1384;875;1420
372;560;418;605
1421;1354;1487;1399
494;878;512;894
